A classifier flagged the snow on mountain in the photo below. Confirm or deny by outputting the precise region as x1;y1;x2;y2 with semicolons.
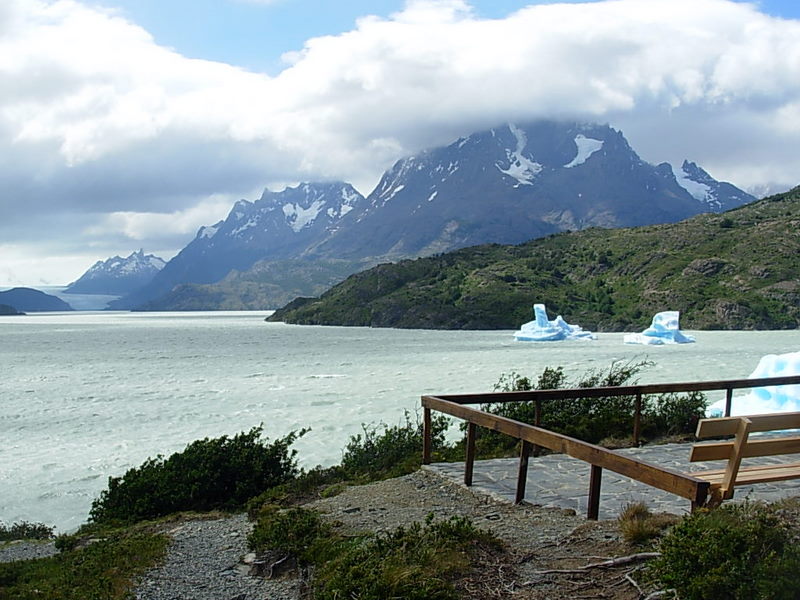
111;120;756;311
564;134;604;168
65;249;166;296
671;160;754;210
309;120;754;262
496;123;543;186
109;182;367;309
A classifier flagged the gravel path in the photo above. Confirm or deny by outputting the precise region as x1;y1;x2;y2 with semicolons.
134;514;301;600
0;539;58;563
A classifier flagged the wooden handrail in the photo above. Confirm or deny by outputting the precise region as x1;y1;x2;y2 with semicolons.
422;375;800;518
435;374;800;445
434;375;800;406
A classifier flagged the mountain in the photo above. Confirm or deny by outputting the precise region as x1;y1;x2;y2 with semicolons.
132;258;365;311
113;120;755;310
0;304;24;315
110;182;367;309
0;288;74;312
269;186;800;331
308;122;754;260
66;249;166;295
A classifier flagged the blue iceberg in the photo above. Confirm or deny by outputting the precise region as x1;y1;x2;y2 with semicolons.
514;304;596;342
708;351;800;416
623;311;695;345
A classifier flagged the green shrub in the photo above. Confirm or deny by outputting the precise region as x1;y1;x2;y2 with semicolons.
89;427;304;525
245;465;345;516
249;509;501;600
341;410;452;481
617;501;679;546
476;360;706;454
0;521;53;542
248;506;336;565
642;391;707;438
314;515;499;600
0;529;167;600
648;502;800;600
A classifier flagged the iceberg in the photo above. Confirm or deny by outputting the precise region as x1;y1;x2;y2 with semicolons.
623;311;695;345
514;304;596;342
707;351;800;417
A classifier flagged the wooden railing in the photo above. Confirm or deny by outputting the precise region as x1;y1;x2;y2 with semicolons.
421;375;800;519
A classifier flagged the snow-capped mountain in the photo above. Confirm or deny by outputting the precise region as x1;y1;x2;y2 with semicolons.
65;249;166;295
112;120;755;310
309;121;754;259
670;160;754;211
111;182;366;309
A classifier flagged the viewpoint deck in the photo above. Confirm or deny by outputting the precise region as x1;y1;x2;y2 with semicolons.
424;441;800;520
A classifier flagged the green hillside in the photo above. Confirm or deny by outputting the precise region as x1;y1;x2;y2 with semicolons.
136;258;366;311
269;186;800;331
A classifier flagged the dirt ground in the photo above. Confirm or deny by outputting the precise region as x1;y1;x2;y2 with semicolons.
307;469;662;599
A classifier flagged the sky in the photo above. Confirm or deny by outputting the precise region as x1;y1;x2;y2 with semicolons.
1;0;800;286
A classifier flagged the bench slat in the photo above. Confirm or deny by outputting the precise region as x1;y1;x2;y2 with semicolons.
696;412;800;438
690;462;800;486
690;436;800;462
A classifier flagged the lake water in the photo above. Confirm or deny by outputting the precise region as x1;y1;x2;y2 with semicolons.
1;311;798;532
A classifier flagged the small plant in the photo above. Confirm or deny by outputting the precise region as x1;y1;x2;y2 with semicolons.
341;410;452;481
248;506;335;565
648;501;800;599
476;360;707;456
617;501;678;546
313;515;501;600
245;464;345;516
248;510;502;600
0;521;54;542
0;528;168;599
90;427;304;525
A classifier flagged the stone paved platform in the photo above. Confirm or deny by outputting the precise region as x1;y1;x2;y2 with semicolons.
425;441;800;520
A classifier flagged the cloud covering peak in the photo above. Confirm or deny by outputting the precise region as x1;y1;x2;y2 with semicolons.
1;0;799;284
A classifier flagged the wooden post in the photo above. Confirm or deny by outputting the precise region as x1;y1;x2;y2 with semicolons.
422;407;432;465
464;423;476;486
633;393;642;446
587;464;602;520
691;482;710;512
515;440;532;504
533;399;542;457
724;387;733;417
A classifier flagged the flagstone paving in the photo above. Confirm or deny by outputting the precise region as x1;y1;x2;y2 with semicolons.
425;441;800;520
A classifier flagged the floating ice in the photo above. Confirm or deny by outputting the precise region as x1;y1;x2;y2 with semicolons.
514;304;596;342
623;311;695;345
708;351;800;417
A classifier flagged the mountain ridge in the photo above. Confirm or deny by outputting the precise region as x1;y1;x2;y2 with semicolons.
111;120;755;310
269;186;800;331
0;287;74;312
66;249;166;296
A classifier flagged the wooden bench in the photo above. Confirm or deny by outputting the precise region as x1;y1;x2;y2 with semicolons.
687;411;800;507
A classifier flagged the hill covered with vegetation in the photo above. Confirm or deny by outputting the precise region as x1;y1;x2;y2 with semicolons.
269;186;800;331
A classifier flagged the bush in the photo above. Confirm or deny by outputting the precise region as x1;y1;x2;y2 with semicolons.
617;501;678;546
476;360;706;454
0;529;168;599
245;465;345;516
248;506;336;565
249;509;499;600
313;515;499;600
648;502;800;600
341;410;452;481
0;521;53;542
89;427;304;525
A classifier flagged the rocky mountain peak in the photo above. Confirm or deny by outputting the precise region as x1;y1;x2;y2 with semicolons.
65;250;166;296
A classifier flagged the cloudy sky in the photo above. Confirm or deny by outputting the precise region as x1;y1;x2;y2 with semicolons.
2;0;799;286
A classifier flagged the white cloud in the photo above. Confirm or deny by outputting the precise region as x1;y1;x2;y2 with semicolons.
83;195;237;243
1;0;799;284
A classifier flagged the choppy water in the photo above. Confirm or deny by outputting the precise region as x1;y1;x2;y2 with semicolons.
1;311;798;532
